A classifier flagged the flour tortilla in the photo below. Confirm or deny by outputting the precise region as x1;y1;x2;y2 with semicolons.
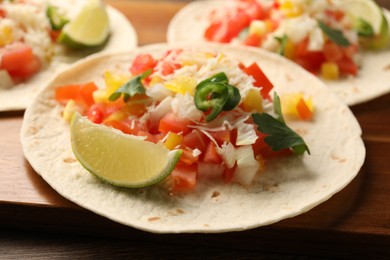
21;43;365;233
167;0;390;106
0;5;137;112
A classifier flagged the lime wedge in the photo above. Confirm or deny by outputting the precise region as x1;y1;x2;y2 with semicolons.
58;0;110;49
338;0;390;49
338;0;382;34
70;112;182;188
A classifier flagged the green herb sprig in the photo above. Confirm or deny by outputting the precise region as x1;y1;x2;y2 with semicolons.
318;21;351;46
252;93;310;155
109;70;151;102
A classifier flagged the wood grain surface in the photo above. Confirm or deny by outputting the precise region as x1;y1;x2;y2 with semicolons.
1;0;390;258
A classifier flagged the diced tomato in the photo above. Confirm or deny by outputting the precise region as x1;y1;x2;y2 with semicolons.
55;84;82;103
138;130;158;143
79;82;98;107
294;38;325;73
197;162;225;180
0;43;41;80
259;146;293;159
204;22;230;43
87;103;106;124
244;2;265;20
182;129;208;153
130;54;157;75
55;82;98;107
296;98;313;120
158;112;192;135
343;44;358;60
226;12;251;40
325;9;345;21
241;62;273;99
104;120;138;135
208;129;230;146
204;9;251;43
161;49;183;59
1;43;34;71
10;55;41;80
170;164;197;193
202;142;222;164
121;118;145;134
322;40;358;77
0;8;6;18
323;41;343;62
337;57;358;76
252;128;293;159
179;148;199;165
251;130;269;156
242;33;262;47
222;164;237;183
161;61;181;76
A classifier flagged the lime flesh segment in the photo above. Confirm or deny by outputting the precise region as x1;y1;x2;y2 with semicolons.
58;0;109;49
70;112;182;188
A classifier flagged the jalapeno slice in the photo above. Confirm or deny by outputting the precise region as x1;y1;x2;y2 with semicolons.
194;82;229;122
194;72;241;122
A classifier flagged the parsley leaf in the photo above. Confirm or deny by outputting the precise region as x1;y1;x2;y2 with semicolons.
318;21;350;47
251;93;310;155
274;34;288;56
109;70;152;102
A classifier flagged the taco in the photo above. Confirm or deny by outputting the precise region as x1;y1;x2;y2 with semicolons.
0;0;137;112
167;0;390;105
21;43;365;233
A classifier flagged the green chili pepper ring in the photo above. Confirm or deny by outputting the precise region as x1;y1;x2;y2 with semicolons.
194;72;241;122
194;82;229;121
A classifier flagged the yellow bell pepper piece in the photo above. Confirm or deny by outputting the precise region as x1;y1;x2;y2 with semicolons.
149;76;163;86
280;0;303;17
104;71;130;95
281;93;314;119
321;62;339;80
163;132;183;150
164;76;196;95
0;26;13;47
242;89;263;113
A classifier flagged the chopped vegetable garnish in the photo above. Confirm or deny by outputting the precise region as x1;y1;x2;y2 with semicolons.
55;49;311;192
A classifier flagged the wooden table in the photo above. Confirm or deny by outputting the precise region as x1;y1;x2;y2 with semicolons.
1;0;390;258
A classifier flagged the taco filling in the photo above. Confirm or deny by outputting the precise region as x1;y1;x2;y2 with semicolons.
201;0;390;79
55;48;311;193
0;0;109;88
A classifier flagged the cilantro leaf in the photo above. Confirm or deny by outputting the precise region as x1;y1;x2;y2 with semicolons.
318;21;350;46
251;93;310;155
274;34;288;56
109;70;152;102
